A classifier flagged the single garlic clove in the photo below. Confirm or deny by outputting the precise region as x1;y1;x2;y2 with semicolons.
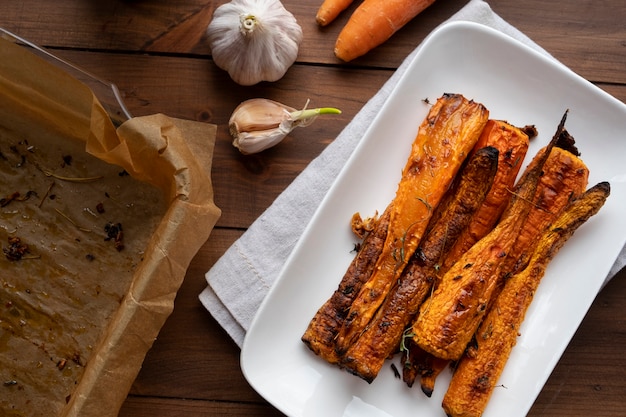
229;98;295;134
232;127;292;155
229;98;341;155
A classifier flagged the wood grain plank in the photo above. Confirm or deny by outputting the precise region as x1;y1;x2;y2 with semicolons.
2;0;624;82
50;50;392;228
120;396;283;417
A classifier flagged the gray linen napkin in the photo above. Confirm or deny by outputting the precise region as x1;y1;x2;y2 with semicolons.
200;0;625;348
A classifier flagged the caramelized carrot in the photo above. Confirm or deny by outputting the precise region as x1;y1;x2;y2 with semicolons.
301;206;391;364
340;146;499;382
506;145;589;274
334;94;488;357
443;182;610;417
334;0;437;61
444;120;530;269
410;113;568;361
316;0;355;26
403;120;530;393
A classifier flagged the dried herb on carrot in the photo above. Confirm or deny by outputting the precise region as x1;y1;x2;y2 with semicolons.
443;120;531;268
316;0;355;26
340;146;499;382
333;94;488;357
410;112;569;361
334;0;437;61
442;181;610;417
301;206;391;364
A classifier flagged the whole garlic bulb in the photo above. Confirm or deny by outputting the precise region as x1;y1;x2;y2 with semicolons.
207;0;303;86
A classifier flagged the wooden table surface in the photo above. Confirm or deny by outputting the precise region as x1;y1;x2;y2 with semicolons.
2;0;625;416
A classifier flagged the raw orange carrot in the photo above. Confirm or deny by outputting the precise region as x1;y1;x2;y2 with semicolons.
316;0;355;26
334;0;437;61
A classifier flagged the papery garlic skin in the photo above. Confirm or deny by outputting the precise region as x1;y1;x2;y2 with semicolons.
229;98;341;154
207;0;303;86
232;127;293;155
230;99;294;154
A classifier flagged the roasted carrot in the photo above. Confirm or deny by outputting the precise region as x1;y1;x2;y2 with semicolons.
417;349;448;397
398;121;530;394
505;145;588;275
301;206;391;364
334;0;437;62
340;146;499;382
333;94;488;357
316;0;355;26
443;120;530;269
442;182;610;417
410;112;569;361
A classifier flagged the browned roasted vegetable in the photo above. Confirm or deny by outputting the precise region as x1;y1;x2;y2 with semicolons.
404;119;531;393
301;206;391;364
334;94;489;356
401;339;449;396
340;146;499;382
410;112;569;361
443;119;530;268
410;134;587;394
505;144;588;276
442;181;610;417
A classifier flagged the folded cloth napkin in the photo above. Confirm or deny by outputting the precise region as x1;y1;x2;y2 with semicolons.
200;0;625;348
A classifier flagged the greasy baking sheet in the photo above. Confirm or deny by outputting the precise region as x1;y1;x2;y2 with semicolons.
0;35;220;416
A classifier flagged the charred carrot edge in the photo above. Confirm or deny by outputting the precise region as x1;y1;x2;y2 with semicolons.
398;121;530;392
418;352;448;397
411;112;569;361
444;120;530;268
442;182;610;417
340;146;499;382
301;205;391;364
334;0;437;61
505;145;589;275
412;135;588;395
316;0;355;26
334;94;488;357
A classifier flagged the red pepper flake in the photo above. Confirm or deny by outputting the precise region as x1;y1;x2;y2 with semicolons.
96;202;105;214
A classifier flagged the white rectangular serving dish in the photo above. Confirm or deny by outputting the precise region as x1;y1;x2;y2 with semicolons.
241;21;626;417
